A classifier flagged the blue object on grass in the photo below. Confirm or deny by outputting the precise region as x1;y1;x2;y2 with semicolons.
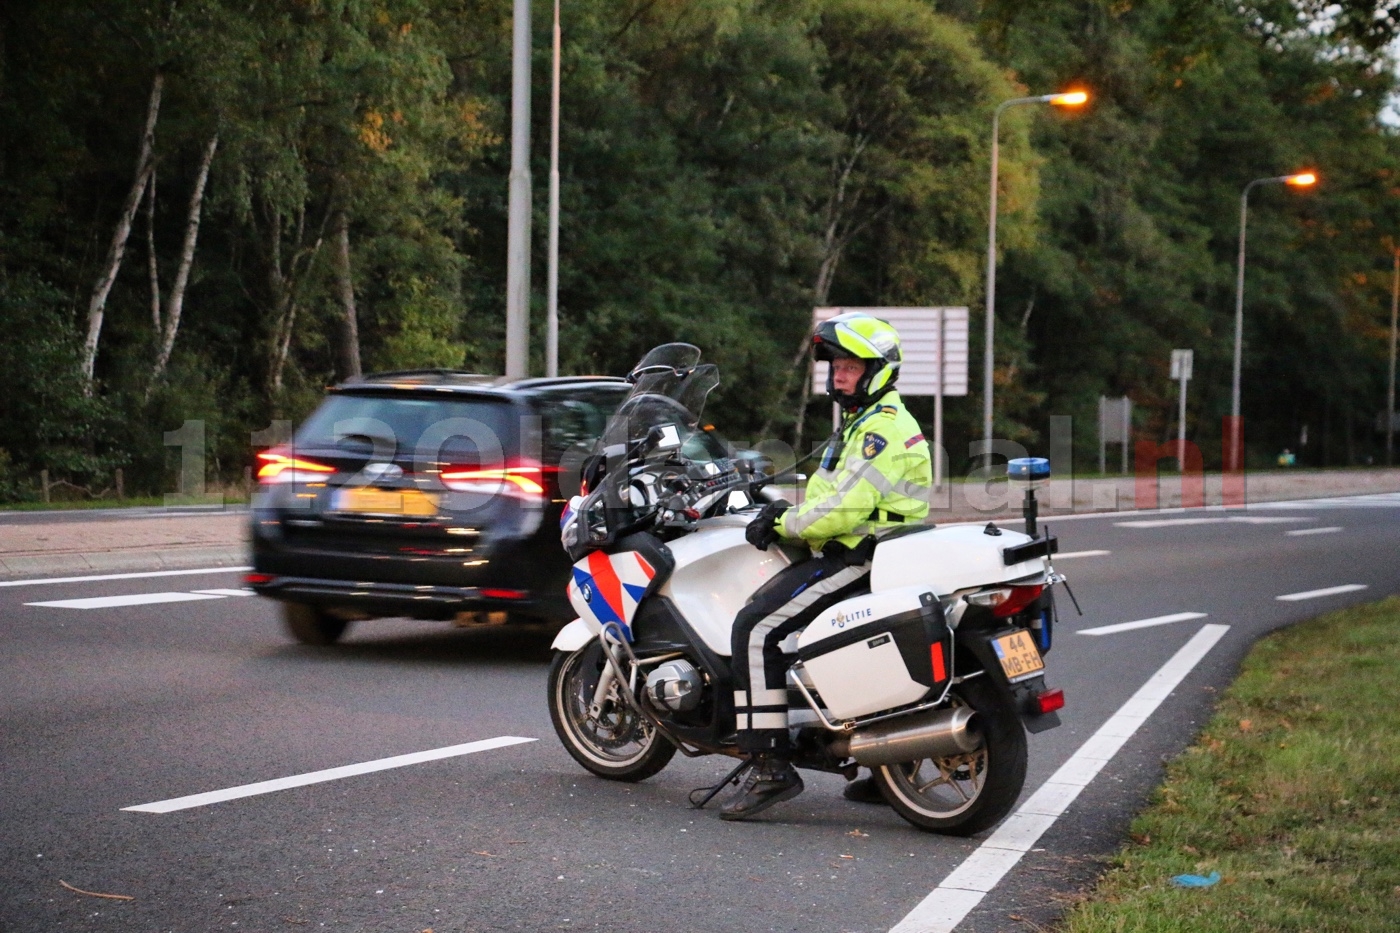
1170;871;1221;888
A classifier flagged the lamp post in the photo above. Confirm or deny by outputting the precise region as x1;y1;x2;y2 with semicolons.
546;0;561;377
982;90;1087;456
504;0;533;379
1388;247;1398;466
1227;171;1316;471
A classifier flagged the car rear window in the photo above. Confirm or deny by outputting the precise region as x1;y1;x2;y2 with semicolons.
294;392;521;466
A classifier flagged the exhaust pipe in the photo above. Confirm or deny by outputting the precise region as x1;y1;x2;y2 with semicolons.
830;706;982;767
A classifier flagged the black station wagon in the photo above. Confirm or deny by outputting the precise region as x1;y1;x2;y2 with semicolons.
248;371;628;644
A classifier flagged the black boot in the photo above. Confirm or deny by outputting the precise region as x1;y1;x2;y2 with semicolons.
718;756;804;821
842;772;885;804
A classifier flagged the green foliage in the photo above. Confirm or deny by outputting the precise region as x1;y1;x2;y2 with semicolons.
0;275;118;484
2;0;1399;499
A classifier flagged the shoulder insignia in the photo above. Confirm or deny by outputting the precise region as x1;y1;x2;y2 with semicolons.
862;432;888;459
879;405;897;415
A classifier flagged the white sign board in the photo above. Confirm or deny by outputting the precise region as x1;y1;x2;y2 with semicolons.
1170;349;1194;381
811;307;968;397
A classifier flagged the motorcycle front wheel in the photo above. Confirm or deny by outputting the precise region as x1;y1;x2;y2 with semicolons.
548;641;677;782
873;675;1027;836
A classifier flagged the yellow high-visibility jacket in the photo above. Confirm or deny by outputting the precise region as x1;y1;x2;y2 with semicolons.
778;390;932;551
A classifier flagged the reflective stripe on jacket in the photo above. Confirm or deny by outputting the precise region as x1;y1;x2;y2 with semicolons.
778;390;931;550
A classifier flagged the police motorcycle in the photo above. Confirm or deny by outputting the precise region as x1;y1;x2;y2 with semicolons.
549;343;1066;835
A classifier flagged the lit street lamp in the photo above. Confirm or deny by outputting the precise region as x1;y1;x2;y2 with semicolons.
1227;171;1317;471
982;90;1088;456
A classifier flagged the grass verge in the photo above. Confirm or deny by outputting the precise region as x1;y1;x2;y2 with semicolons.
1059;596;1400;933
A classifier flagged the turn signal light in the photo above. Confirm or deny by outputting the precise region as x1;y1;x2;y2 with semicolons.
1035;688;1065;715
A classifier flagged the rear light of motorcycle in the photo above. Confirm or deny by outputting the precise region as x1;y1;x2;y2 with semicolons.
1034;687;1065;715
245;572;274;585
440;462;550;501
968;584;1045;618
256;449;336;484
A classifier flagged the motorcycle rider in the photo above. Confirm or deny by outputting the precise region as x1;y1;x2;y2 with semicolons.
721;312;933;820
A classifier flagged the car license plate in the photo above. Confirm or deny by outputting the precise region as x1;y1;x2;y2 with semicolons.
332;487;440;517
992;630;1044;682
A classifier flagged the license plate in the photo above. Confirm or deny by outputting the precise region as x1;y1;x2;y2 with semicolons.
332;487;440;517
992;630;1045;682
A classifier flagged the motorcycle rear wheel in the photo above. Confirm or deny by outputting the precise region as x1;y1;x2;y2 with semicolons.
872;675;1027;836
548;641;677;782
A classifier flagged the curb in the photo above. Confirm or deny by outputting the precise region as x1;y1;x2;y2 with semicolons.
0;546;248;581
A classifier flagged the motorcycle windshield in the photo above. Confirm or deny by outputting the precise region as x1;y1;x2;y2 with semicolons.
569;344;721;549
601;343;719;460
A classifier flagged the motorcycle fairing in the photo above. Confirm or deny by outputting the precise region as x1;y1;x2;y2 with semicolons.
568;550;657;641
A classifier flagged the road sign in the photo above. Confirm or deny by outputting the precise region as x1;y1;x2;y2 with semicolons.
1099;395;1132;474
1170;349;1194;381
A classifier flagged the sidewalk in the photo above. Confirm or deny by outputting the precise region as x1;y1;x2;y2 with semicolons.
0;509;248;579
1;467;1398;580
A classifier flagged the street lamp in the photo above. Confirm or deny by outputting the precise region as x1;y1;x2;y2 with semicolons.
982;90;1088;455
1227;171;1317;470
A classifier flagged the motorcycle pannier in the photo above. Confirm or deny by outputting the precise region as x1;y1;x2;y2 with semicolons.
795;588;951;720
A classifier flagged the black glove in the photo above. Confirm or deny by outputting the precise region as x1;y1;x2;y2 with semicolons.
745;502;788;551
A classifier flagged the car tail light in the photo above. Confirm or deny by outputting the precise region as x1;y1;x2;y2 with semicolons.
1034;687;1065;715
479;588;527;600
256;449;336;484
440;463;550;501
967;584;1044;618
245;572;274;585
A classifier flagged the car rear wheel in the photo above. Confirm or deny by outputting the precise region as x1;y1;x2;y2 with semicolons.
283;603;350;645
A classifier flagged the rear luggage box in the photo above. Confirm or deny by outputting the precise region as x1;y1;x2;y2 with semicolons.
796;587;953;720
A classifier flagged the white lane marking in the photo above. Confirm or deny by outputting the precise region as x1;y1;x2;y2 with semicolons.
1077;612;1208;636
1251;492;1400;509
190;588;255;597
0;566;250;589
1053;550;1111;560
123;736;538;814
1285;526;1342;537
1276;584;1368;602
1115;517;1308;528
888;624;1230;933
26;591;229;609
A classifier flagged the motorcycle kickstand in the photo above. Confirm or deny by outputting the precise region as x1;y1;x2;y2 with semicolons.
688;756;756;810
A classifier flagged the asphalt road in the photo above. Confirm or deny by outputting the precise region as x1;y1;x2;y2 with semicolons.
2;493;1398;933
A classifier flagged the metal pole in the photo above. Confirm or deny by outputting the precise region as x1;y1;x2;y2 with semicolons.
546;0;561;378
504;0;533;380
1389;249;1398;465
1230;183;1251;472
934;307;944;491
982;105;1002;458
1178;373;1188;471
983;94;1060;460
